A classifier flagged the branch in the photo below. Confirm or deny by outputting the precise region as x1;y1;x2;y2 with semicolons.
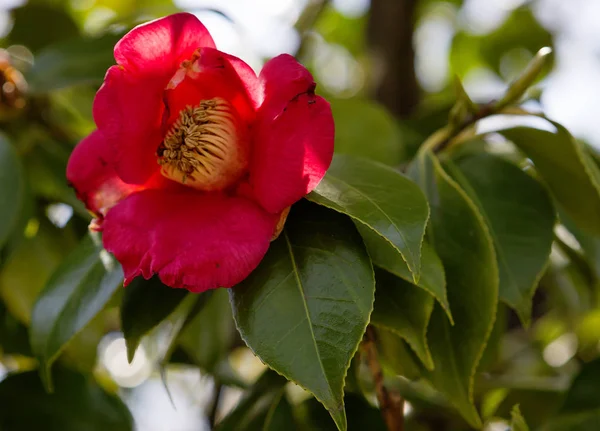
208;380;223;429
363;326;404;431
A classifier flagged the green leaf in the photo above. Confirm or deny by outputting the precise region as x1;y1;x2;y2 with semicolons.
29;234;123;391
410;150;498;428
371;269;434;369
357;225;450;319
446;153;555;325
27;33;123;94
8;5;79;52
263;391;298;431
561;358;600;414
500;122;600;235
330;99;404;165
0;134;25;249
537;358;600;430
120;275;189;363
308;154;429;281
178;288;235;373
0;368;133;431
216;370;288;431
376;327;422;380
230;201;375;431
511;405;531;431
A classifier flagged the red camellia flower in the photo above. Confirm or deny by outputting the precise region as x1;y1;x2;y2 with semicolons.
67;13;334;292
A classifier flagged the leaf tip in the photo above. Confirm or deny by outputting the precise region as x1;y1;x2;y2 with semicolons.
125;337;139;364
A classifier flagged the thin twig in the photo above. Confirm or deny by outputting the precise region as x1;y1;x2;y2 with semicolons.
208;380;223;429
294;0;331;59
363;325;404;431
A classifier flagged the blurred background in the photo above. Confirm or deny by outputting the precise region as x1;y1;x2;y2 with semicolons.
1;0;600;430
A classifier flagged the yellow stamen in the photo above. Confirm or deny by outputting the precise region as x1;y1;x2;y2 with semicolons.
157;97;248;191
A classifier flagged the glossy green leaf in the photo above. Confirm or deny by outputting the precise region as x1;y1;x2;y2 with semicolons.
330;99;404;165
446;153;555;325
178;288;235;373
121;275;189;362
410;150;498;428
501;122;600;235
357;224;450;318
308;154;429;281
0;134;25;249
230;202;375;431
511;405;530;431
27;33;123;94
30;234;123;391
371;269;434;369
0;368;133;431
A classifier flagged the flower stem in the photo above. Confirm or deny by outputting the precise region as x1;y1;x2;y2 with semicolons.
363;325;404;431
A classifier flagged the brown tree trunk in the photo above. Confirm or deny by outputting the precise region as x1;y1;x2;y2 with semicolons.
367;0;420;119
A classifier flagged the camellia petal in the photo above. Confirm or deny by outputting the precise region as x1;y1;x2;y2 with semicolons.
94;66;164;184
94;13;216;185
114;12;215;79
257;54;316;112
66;130;138;216
251;92;334;214
163;47;258;128
102;189;277;292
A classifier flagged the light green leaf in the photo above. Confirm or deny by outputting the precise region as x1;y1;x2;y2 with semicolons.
511;405;530;431
0;134;25;249
230;201;375;431
501;122;600;235
27;33;123;94
371;269;434;369
29;234;123;391
376;327;422;380
410;150;498;428
446;153;555;325
0;368;133;431
308;154;429;281
120;275;189;363
357;224;450;319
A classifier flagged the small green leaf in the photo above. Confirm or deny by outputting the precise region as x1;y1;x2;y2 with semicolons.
511;405;530;431
230;201;375;431
27;33;123;93
178;288;235;373
216;370;288;431
371;269;434;369
501;122;600;235
376;327;422;380
29;234;123;391
0;134;25;249
537;358;600;431
411;150;498;428
308;154;429;281
0;368;133;431
121;276;189;363
357;224;450;319
263;391;298;431
446;153;555;325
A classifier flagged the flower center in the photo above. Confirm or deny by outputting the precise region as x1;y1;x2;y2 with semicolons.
157;97;248;191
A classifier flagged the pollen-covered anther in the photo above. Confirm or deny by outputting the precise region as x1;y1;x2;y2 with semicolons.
157;97;248;191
